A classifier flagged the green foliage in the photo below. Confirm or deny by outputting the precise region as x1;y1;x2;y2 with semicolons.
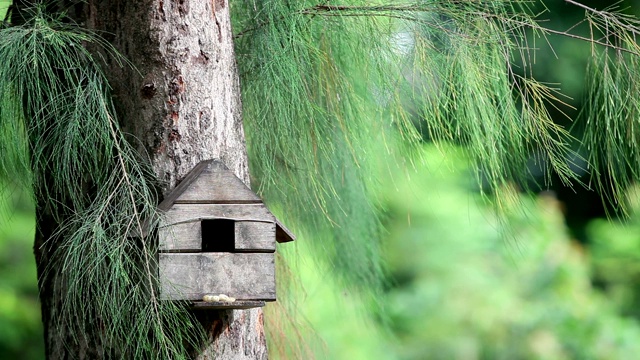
231;0;583;298
5;0;640;357
0;187;43;360
234;0;407;294
588;184;640;320
0;9;202;358
0;1;9;20
572;3;640;214
283;146;640;359
382;147;640;359
232;1;640;324
231;2;640;355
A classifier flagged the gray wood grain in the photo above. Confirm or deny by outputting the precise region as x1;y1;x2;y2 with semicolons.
159;253;276;301
158;161;212;211
159;160;261;211
190;301;267;310
159;220;276;251
235;221;276;251
159;221;201;251
161;203;275;225
174;161;262;203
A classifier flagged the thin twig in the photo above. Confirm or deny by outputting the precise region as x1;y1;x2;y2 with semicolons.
506;17;640;56
104;102;171;359
565;0;605;15
234;1;640;57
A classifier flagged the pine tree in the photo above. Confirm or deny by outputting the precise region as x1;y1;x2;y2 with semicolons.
2;0;640;358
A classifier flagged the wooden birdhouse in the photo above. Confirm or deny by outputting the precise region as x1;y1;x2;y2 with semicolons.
157;160;294;309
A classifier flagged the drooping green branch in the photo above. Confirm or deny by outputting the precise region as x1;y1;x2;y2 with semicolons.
235;1;640;56
0;9;203;358
232;1;640;318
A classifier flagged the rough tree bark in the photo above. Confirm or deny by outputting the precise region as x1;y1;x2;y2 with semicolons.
34;0;268;358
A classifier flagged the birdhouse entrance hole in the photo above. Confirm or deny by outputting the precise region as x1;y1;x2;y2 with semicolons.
201;219;235;252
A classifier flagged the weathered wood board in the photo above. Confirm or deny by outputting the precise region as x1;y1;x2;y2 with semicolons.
155;159;295;308
235;221;276;251
159;204;277;251
159;220;276;251
161;203;275;224
158;160;261;210
175;161;261;203
159;221;201;251
190;300;266;310
159;253;275;301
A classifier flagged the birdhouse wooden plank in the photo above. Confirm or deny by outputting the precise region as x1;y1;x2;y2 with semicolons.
234;221;276;251
159;253;275;301
157;160;294;309
158;219;276;252
162;203;276;224
158;204;276;251
160;161;261;206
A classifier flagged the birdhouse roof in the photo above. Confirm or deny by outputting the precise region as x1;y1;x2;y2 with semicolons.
158;160;294;243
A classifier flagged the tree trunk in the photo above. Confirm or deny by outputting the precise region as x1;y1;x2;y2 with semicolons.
35;0;268;358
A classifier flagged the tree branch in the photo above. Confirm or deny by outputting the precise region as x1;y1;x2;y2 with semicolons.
235;1;640;56
565;0;605;15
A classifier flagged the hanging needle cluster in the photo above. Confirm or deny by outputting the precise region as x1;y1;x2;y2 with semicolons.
233;1;640;337
576;2;640;214
0;8;202;358
233;0;577;300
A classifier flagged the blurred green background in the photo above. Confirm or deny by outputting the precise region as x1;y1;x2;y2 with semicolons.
5;1;640;359
274;145;640;359
0;184;43;358
1;2;45;359
265;1;640;359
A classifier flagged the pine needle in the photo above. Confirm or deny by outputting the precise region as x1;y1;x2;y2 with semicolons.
0;9;203;358
232;0;578;302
